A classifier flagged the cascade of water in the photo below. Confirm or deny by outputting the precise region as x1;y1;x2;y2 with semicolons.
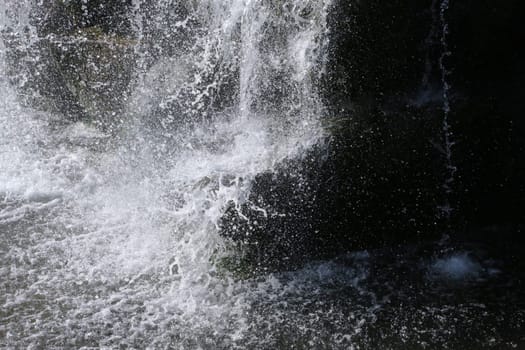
1;1;335;347
437;0;457;221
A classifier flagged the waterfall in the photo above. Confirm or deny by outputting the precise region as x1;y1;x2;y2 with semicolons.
3;2;522;348
0;0;334;347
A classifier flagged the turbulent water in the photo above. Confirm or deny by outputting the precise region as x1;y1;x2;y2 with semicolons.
0;1;342;348
1;1;524;349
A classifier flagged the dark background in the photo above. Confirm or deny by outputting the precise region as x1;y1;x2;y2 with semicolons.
324;0;525;238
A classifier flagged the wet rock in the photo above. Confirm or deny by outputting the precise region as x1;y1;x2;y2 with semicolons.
2;1;136;129
47;26;136;128
220;132;442;272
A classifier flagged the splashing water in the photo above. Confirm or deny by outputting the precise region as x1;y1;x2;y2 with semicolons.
2;2;523;349
430;253;482;281
0;1;378;348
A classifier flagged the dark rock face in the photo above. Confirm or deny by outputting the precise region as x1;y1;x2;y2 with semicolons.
221;0;525;271
220;150;327;271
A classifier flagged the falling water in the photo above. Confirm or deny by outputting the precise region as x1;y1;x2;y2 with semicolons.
417;0;458;223
0;1;376;348
437;0;457;221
